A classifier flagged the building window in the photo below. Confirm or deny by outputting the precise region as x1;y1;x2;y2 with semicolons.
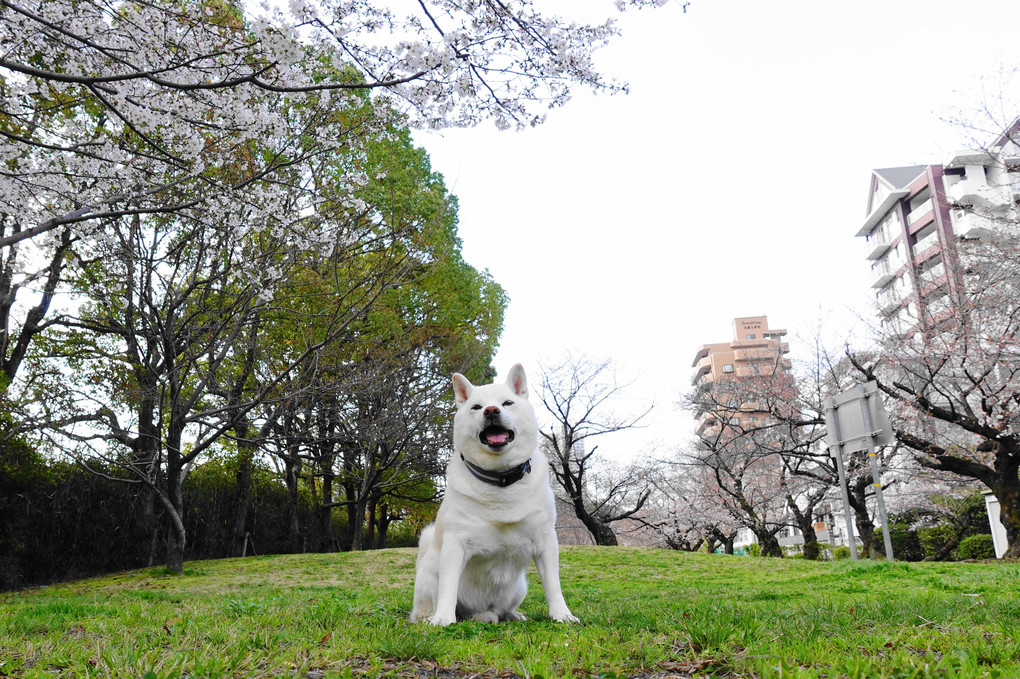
746;334;756;339
722;364;734;373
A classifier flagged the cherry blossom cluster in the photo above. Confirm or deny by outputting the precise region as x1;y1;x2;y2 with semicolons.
1;0;665;258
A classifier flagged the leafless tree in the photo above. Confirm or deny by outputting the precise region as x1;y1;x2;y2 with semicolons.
537;354;653;546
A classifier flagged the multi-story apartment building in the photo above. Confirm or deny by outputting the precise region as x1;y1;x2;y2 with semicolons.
690;315;791;436
857;121;1020;337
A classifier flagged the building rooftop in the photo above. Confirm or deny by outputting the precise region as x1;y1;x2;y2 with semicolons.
873;165;926;189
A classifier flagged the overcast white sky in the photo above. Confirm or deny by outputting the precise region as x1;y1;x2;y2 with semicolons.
414;0;1020;460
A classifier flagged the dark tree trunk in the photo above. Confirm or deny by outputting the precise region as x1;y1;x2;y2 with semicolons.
801;529;821;561
230;451;253;557
165;531;185;575
366;494;377;549
787;500;821;560
849;475;879;558
349;497;368;550
162;423;188;574
283;451;302;553
377;503;391;549
991;452;1020;558
588;520;618;546
142;487;160;567
710;529;736;555
570;496;618;546
319;467;335;552
341;483;356;551
756;531;783;558
157;477;187;575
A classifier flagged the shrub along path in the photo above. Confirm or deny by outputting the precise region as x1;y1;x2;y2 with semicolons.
1;547;1018;678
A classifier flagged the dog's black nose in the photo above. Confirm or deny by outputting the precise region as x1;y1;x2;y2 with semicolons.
484;405;501;417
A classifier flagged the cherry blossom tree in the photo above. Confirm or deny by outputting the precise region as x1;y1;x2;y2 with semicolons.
639;462;742;553
1;0;668;246
848;216;1020;557
683;353;813;557
0;0;669;398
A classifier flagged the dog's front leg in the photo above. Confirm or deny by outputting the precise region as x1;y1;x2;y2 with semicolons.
534;540;579;623
429;539;466;627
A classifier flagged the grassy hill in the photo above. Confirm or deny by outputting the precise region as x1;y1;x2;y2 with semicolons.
2;547;1018;678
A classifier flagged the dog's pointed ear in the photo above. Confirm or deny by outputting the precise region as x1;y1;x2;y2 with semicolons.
452;373;474;405
506;363;528;399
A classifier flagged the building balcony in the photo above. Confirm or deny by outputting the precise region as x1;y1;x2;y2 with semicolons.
865;234;892;260
733;348;772;362
882;314;916;340
695;418;718;437
922;291;953;317
918;262;946;288
950;209;993;240
876;289;902;315
946;149;997;167
907;198;934;225
913;231;939;255
857;189;909;237
871;259;896;288
948;179;1011;209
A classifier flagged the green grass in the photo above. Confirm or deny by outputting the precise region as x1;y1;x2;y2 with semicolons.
2;548;1018;678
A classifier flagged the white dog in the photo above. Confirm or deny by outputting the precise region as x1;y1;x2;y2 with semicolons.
409;364;578;627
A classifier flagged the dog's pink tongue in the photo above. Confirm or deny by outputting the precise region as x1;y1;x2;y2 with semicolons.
487;432;508;445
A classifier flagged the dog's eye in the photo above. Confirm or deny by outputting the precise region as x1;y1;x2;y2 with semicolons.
471;404;482;410
502;400;514;407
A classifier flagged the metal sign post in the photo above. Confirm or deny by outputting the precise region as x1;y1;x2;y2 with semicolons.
858;384;895;561
823;381;896;561
824;395;860;561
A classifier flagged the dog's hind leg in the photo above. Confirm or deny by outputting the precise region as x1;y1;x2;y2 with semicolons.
498;572;529;622
469;610;499;624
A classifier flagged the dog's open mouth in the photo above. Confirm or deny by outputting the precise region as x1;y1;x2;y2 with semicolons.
480;425;515;449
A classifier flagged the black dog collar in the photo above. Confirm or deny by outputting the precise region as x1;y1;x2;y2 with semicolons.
460;454;532;487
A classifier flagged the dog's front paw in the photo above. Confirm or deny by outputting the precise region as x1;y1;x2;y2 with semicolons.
550;609;579;624
428;613;456;627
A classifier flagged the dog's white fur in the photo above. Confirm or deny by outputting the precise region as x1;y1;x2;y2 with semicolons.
409;364;578;626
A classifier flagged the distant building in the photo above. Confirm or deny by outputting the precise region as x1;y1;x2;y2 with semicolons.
857;120;1020;337
691;316;805;552
690;315;792;436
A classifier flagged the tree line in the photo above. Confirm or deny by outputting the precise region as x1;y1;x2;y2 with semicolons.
1;0;678;587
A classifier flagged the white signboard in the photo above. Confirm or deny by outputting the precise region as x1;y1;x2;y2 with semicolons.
823;380;897;561
824;381;894;455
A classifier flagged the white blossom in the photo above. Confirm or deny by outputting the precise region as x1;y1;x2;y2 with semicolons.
0;0;667;303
